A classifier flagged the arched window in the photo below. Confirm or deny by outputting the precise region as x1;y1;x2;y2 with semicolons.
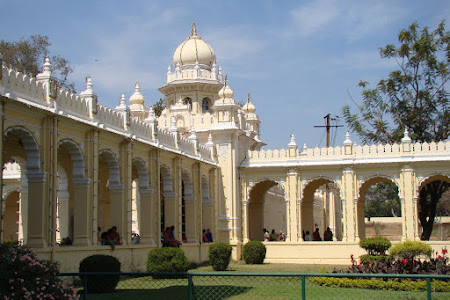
183;97;192;109
202;98;211;112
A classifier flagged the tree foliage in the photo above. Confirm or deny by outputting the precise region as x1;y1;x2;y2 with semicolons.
365;182;401;217
342;21;450;240
0;34;75;92
343;21;449;144
153;98;165;117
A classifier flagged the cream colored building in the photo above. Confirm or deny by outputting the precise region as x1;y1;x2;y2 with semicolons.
0;24;449;271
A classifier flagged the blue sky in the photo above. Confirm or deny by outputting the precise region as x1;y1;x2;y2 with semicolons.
1;0;448;149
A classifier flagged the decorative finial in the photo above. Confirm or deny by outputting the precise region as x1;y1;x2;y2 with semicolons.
344;131;352;145
402;127;412;143
43;55;52;74
288;133;297;147
191;23;197;36
224;74;228;86
85;75;93;91
116;93;127;111
119;93;126;105
134;82;141;93
247;92;251;103
206;133;214;148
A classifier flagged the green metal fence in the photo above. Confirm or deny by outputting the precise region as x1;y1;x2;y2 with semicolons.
59;272;450;300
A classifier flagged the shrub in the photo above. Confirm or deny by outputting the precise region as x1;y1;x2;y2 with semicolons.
311;276;450;292
389;240;432;260
0;242;79;299
243;241;266;264
146;247;190;276
359;236;391;255
359;254;389;265
79;254;121;294
209;242;232;271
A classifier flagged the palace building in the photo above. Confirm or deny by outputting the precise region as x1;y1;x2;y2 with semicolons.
0;24;449;271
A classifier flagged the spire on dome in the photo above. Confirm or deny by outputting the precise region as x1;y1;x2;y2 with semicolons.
191;23;197;37
247;92;250;103
224;74;228;86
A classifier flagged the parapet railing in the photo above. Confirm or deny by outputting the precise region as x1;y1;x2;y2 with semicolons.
0;65;215;163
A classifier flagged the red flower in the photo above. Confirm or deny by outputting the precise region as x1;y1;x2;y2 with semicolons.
401;258;408;264
357;263;361;268
438;255;442;259
370;261;374;265
442;248;448;255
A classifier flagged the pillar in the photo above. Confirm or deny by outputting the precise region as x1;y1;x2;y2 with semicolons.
72;179;90;246
401;165;416;241
287;169;298;242
26;171;47;247
342;167;356;242
138;188;155;245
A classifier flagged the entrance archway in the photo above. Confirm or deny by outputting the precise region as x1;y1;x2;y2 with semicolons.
247;180;286;241
357;176;401;240
301;178;342;241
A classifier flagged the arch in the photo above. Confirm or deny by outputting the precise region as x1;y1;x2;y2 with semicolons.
356;175;402;241
357;175;400;200
416;173;450;198
183;97;192;108
4;126;40;173
176;115;185;128
132;158;150;190
202;97;211;112
160;164;173;193
98;149;120;186
58;139;85;179
416;173;450;241
181;170;193;197
301;177;342;241
247;179;286;241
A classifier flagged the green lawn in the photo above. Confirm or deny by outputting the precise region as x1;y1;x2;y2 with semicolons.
79;263;450;299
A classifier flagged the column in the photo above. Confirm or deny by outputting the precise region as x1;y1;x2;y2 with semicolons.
401;165;416;241
287;169;298;242
72;179;90;246
342;167;356;242
86;130;99;245
26;171;48;247
109;184;124;242
138;188;155;245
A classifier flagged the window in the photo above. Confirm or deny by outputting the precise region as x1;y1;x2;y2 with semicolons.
202;98;211;112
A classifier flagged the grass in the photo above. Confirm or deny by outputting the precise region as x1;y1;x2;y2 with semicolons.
76;262;450;299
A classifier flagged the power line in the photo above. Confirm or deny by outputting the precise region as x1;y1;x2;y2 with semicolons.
314;114;343;147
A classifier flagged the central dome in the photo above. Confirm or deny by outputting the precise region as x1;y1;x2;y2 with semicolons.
173;23;216;67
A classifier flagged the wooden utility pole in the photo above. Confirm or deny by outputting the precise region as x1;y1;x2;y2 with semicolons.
314;114;343;147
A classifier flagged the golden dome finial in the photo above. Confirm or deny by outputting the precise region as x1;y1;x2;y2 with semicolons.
191;23;197;36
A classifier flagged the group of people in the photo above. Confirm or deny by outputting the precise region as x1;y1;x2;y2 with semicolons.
161;226;182;247
202;229;213;243
263;228;285;241
303;227;333;241
99;226;121;250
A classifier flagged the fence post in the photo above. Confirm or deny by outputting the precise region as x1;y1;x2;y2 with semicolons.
426;277;431;300
301;275;306;300
83;273;88;300
188;273;193;300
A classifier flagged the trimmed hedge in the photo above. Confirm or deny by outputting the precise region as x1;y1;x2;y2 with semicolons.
146;247;190;276
79;254;121;294
310;276;450;292
244;241;266;264
209;242;232;271
360;254;389;265
359;236;391;255
389;241;432;260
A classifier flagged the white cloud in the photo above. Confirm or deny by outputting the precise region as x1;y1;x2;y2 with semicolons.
289;0;341;37
286;0;404;42
203;25;268;63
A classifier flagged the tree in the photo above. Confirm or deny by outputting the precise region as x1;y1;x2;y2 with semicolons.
153;98;165;117
0;35;75;92
365;182;401;218
342;21;449;240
